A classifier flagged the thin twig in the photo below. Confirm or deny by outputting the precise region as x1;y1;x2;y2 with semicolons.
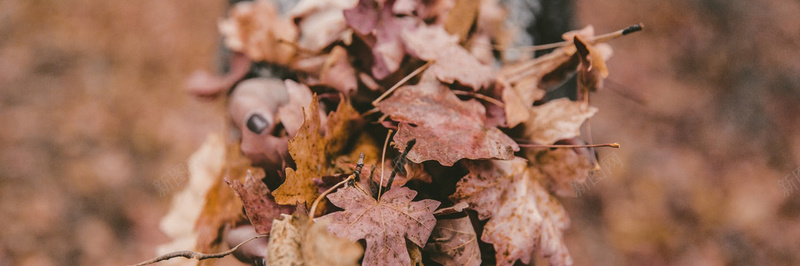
499;23;644;52
452;90;505;107
309;174;355;220
517;142;620;149
377;129;393;199
372;62;432;106
132;235;268;266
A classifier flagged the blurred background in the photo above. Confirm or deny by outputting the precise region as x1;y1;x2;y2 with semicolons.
1;0;799;265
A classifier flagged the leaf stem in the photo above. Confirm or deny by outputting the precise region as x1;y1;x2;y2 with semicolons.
517;142;620;149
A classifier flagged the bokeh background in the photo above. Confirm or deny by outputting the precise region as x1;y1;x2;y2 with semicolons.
1;0;799;265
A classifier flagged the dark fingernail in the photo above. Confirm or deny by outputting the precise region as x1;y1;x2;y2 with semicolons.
246;114;269;134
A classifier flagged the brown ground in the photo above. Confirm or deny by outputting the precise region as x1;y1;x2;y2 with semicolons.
1;0;799;265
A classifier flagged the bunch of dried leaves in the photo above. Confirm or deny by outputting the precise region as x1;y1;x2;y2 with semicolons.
146;0;641;265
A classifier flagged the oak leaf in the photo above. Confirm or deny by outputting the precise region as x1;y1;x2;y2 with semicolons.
226;170;293;234
450;158;573;266
317;185;440;266
524;98;597;145
424;216;481;266
377;73;519;166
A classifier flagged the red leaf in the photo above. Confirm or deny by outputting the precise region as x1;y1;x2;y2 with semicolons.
377;73;519;166
226;170;293;234
318;185;440;266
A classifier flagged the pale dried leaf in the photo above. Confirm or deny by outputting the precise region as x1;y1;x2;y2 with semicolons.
525;98;597;145
219;0;298;64
402;25;495;89
450;158;573;265
424;216;481;266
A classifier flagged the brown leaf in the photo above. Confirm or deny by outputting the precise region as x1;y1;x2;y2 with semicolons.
289;0;358;52
402;25;495;89
273;96;362;206
268;213;362;266
377;73;519;166
524;98;597;145
344;0;417;80
226;170;293;234
219;0;298;64
443;0;480;41
424;216;481;266
499;25;606;128
158;134;228;255
272;96;326;206
532;148;593;197
318;185;440;266
574;35;612;94
318;46;358;95
450;158;573;266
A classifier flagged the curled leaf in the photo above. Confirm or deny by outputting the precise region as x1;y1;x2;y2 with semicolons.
424;216;481;266
524;98;597;145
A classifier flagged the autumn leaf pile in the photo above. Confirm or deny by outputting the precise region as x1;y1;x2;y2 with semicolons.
158;0;637;265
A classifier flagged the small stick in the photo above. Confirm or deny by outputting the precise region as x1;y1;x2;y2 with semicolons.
310;174;355;220
372;62;432;106
517;142;620;149
377;129;393;199
384;139;416;191
452;90;505;107
500;23;644;52
132;235;267;266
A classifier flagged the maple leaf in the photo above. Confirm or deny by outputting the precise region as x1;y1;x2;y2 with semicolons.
273;95;361;206
317;185;440;266
402;24;495;89
424;216;482;266
219;0;298;64
450;158;573;266
377;72;519;166
226;170;293;234
267;213;363;266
